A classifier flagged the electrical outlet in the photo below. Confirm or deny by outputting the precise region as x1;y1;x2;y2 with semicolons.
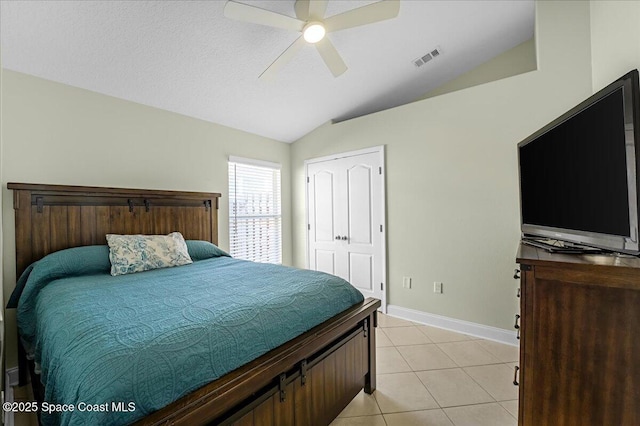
434;282;443;293
402;276;412;289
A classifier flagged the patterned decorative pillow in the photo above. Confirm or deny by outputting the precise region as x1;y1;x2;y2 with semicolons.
106;232;193;276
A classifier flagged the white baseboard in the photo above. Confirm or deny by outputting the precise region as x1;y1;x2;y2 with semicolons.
4;367;19;426
386;305;519;346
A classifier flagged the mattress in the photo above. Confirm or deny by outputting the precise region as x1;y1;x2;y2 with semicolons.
9;246;364;425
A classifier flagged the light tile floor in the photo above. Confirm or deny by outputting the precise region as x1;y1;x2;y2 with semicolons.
13;313;519;426
332;313;519;426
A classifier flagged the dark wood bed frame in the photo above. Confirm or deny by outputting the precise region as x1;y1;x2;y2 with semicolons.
8;182;380;426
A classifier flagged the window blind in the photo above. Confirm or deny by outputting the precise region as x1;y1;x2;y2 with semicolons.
228;157;282;264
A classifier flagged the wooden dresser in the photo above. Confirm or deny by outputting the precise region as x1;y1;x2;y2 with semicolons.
515;243;640;425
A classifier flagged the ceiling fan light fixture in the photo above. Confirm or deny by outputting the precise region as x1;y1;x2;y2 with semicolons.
223;0;401;79
303;22;326;43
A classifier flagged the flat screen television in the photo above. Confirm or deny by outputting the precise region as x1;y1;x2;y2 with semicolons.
518;69;640;254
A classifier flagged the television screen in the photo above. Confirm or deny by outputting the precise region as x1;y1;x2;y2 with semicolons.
518;69;640;254
519;88;631;238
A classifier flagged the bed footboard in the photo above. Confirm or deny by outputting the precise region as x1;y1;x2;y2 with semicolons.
222;318;369;425
136;298;380;426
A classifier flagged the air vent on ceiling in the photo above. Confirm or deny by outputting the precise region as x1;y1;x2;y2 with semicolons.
413;47;442;68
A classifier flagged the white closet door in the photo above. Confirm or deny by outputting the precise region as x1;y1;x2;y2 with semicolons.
307;162;343;276
342;153;383;300
306;148;386;309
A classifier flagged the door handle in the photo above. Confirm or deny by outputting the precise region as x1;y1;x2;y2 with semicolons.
513;366;519;386
335;236;341;240
514;314;520;330
341;236;348;241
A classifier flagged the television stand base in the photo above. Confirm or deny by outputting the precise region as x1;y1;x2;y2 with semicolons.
522;238;605;254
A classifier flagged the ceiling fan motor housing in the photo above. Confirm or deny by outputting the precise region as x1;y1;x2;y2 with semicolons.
303;22;326;43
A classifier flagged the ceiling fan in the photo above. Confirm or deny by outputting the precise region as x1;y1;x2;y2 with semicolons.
224;0;400;80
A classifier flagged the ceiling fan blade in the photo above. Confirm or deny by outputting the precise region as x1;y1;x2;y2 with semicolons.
324;0;400;33
308;0;329;20
294;0;327;21
259;36;307;81
224;1;305;32
315;38;348;77
294;0;309;20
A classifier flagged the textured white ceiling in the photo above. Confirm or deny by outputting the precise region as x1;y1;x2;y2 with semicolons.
1;1;534;142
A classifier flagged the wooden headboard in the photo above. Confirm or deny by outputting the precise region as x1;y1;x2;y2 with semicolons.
8;183;222;277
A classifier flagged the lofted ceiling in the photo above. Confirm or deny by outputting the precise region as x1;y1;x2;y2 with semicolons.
1;1;534;143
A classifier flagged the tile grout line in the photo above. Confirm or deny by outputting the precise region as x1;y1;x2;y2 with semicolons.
403;325;512;416
373;400;519;415
373;323;391;421
441;404;458;426
376;330;442;414
498;400;519;421
457;367;498;404
476;340;521;363
372;314;517;424
435;340;505;368
389;328;449;413
452;366;519;421
462;362;521;400
384;326;434;346
371;376;385;420
458;356;519;404
441;400;517;426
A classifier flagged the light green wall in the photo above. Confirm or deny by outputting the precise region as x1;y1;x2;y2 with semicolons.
291;1;593;331
419;38;537;101
590;0;640;92
1;70;292;368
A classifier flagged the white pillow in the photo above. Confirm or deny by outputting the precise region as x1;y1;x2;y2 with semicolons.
106;232;193;276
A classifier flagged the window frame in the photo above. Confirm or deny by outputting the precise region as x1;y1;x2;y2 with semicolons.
228;156;282;264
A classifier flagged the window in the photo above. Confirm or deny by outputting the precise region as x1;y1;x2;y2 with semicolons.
228;156;282;264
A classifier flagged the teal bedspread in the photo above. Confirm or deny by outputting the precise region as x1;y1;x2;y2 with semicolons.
10;246;364;425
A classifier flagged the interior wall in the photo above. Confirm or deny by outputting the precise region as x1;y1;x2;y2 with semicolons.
590;0;640;92
0;70;292;368
291;0;593;331
419;38;537;101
